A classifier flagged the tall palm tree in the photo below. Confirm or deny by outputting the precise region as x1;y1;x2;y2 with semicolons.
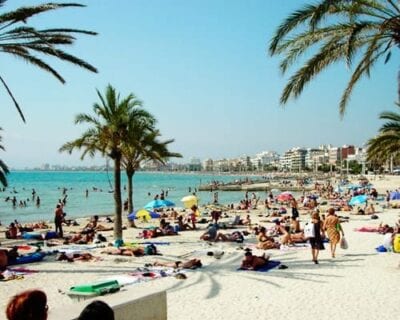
0;127;9;187
60;85;139;241
0;1;97;122
122;121;182;216
367;102;400;165
269;0;400;116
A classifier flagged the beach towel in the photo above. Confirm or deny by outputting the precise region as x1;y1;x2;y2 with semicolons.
139;242;171;246
100;275;141;286
354;227;380;233
280;244;309;251
7;267;38;274
238;260;281;272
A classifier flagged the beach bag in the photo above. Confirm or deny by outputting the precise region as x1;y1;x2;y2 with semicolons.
393;234;400;253
340;237;348;250
303;222;315;238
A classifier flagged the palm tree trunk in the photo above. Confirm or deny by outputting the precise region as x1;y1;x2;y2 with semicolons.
126;168;136;228
113;155;123;241
127;169;135;213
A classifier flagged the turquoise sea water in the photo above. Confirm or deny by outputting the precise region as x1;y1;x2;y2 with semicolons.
0;171;256;224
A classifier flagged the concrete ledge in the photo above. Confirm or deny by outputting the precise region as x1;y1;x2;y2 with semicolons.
49;287;167;320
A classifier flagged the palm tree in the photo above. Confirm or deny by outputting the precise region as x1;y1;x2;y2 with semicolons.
0;1;97;122
269;0;400;116
0;127;9;187
367;102;400;166
122;120;182;216
60;85;138;241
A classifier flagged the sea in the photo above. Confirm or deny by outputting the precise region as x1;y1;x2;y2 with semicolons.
0;171;264;224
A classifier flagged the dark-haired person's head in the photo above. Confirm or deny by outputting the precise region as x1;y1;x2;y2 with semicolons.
78;300;114;320
6;289;48;320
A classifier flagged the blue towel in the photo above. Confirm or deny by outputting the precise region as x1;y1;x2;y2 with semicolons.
238;260;281;272
140;242;171;245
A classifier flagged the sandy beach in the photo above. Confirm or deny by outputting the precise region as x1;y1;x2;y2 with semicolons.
0;175;399;320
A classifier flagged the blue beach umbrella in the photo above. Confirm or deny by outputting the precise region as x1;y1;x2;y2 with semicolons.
144;199;175;209
128;209;161;221
349;195;368;206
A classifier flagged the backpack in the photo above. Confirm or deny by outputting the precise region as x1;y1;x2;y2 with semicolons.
144;244;157;255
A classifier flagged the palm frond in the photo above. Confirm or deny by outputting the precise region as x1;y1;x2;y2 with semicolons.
0;3;85;26
0;2;97;121
0;75;25;122
270;0;400;115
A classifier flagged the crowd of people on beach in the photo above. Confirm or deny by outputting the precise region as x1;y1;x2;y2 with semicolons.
1;175;400;319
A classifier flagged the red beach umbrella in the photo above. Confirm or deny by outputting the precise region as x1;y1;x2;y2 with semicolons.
276;192;293;202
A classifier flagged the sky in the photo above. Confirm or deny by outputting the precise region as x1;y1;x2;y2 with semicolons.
1;0;398;168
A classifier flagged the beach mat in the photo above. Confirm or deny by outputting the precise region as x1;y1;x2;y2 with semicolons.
8;252;46;266
238;260;281;272
139;242;171;245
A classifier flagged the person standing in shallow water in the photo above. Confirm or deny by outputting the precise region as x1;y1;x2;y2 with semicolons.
54;204;64;238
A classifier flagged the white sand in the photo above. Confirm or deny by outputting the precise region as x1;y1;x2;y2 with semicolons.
1;175;400;320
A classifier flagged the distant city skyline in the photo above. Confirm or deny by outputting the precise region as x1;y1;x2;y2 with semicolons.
11;142;365;171
1;1;398;169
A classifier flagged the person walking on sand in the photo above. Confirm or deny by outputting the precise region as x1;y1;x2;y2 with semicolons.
323;208;344;258
309;211;325;264
54;204;64;238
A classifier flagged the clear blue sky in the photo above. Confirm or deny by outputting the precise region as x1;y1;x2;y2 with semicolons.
1;0;398;168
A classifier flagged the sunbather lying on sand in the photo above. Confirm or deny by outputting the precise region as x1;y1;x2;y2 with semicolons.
240;251;269;270
57;252;98;262
354;223;394;234
152;258;202;269
62;232;95;245
81;215;113;234
215;231;244;242
101;246;145;257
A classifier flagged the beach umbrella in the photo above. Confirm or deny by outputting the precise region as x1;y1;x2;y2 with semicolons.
128;209;160;221
276;192;293;202
181;195;198;209
144;199;175;209
390;191;400;200
349;195;368;206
